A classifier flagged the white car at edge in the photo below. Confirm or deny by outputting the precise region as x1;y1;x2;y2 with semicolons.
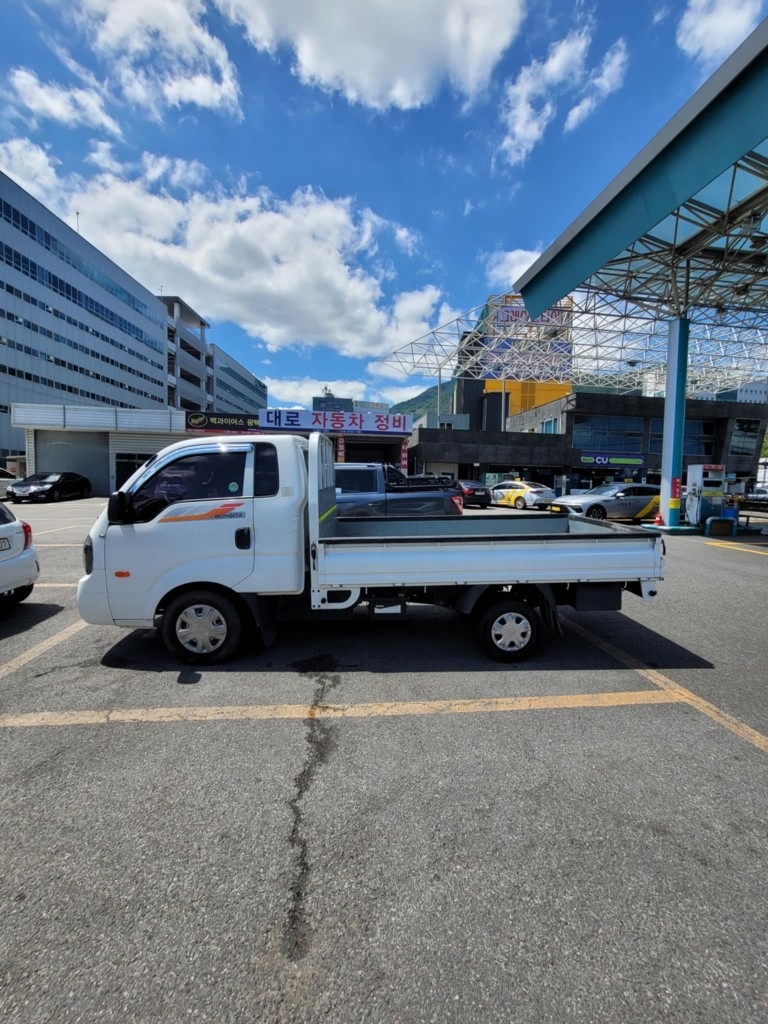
0;500;40;608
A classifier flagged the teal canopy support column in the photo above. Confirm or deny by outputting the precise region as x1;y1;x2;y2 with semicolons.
660;317;689;527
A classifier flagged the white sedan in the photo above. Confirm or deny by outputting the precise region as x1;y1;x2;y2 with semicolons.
0;500;40;608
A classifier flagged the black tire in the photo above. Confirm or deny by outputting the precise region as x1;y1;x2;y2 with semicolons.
49;489;61;503
586;505;607;520
514;496;526;510
81;484;92;499
0;584;34;609
161;589;242;664
12;499;21;504
477;598;541;662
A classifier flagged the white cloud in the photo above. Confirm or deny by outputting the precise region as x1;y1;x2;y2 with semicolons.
7;67;122;135
262;376;368;407
676;0;764;69
140;153;208;190
564;38;628;132
0;137;63;197
393;226;418;256
484;247;542;289
73;0;241;118
499;27;592;165
0;138;452;363
86;140;124;173
62;0;525;116
220;0;527;109
499;25;630;164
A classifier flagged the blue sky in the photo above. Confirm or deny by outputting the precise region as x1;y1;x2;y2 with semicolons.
1;0;766;409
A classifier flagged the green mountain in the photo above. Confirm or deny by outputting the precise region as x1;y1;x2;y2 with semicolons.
390;382;454;418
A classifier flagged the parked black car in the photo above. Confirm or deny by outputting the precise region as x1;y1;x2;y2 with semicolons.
6;471;92;503
456;480;492;508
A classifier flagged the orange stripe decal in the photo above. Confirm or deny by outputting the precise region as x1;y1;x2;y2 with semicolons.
161;501;245;522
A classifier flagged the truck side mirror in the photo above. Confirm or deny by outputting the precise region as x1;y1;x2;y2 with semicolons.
107;491;131;524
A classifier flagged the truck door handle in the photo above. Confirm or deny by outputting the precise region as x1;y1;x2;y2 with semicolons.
235;527;251;550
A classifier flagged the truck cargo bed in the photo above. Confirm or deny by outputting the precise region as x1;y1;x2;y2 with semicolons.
315;512;664;590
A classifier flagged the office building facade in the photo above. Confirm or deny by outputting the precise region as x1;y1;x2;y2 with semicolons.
1;171;266;481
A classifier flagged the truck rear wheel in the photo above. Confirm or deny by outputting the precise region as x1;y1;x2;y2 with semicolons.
161;589;242;664
477;598;540;661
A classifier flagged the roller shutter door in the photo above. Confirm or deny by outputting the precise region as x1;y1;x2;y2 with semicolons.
34;431;109;496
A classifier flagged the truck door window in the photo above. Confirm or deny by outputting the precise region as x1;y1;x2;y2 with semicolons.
253;443;279;496
131;451;247;521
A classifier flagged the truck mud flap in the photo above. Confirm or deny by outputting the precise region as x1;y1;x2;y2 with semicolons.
535;583;563;636
241;594;277;648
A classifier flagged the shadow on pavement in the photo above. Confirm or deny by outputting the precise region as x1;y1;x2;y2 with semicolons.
98;604;712;676
0;602;66;639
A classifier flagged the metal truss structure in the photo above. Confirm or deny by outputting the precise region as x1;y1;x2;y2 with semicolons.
590;147;768;319
381;288;768;396
383;142;768;397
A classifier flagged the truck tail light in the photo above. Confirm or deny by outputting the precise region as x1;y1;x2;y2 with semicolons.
451;494;464;515
21;522;33;550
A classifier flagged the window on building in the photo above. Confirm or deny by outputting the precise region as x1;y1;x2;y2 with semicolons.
573;414;643;452
649;419;715;456
730;418;760;456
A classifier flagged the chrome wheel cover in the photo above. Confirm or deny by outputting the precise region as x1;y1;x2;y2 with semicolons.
175;602;228;654
489;610;532;652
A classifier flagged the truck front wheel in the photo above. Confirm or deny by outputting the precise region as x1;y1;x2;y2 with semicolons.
477;598;540;661
161;589;243;664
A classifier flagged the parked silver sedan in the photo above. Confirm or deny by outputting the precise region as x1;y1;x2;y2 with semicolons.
549;483;660;520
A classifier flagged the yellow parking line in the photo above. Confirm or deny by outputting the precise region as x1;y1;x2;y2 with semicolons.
3;613;764;755
706;541;768;556
0;690;681;729
0;621;88;681
564;618;768;753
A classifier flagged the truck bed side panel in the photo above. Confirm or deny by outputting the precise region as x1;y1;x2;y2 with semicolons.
315;516;663;589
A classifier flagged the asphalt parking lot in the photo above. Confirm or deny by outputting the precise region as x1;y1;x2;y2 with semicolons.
1;498;767;1023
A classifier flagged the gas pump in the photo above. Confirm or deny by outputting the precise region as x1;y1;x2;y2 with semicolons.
685;464;725;526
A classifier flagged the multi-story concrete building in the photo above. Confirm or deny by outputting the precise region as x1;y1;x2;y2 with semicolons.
208;342;267;414
0;171;266;481
1;170;167;464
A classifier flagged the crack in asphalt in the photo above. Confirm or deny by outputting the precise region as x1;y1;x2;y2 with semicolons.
283;654;340;961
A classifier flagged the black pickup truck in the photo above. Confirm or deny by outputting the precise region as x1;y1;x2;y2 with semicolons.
334;463;463;517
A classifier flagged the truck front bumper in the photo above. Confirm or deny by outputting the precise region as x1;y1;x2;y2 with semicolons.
77;571;114;625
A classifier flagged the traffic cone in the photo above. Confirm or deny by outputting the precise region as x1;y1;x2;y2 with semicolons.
654;511;664;526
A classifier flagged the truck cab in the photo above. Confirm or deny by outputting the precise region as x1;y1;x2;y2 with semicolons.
78;435;310;655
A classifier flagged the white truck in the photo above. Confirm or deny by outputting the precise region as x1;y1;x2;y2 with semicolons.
77;433;665;665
